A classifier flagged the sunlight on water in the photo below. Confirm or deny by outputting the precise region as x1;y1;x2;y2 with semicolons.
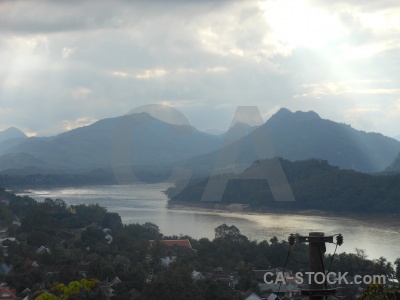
22;184;400;263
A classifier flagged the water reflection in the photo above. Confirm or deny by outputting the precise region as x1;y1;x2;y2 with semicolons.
22;184;400;263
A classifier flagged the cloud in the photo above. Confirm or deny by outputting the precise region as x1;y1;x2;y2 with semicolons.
70;87;92;100
61;117;98;132
1;0;400;138
136;69;168;79
295;80;400;99
62;47;76;59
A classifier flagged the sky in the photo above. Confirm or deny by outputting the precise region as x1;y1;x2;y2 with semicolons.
1;0;400;137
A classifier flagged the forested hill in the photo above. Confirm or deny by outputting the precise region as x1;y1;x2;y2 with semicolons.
180;108;400;176
166;158;400;214
0;112;221;172
385;151;400;174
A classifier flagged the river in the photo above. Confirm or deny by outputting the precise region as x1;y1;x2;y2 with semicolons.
20;183;400;264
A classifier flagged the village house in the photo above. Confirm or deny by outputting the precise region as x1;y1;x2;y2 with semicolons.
0;286;17;300
56;230;78;242
148;239;197;266
36;246;51;254
102;276;122;298
24;259;39;267
243;290;264;300
191;270;205;281
151;239;197;253
261;292;280;300
209;267;239;289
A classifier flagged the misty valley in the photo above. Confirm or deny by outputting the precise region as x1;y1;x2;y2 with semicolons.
1;108;400;300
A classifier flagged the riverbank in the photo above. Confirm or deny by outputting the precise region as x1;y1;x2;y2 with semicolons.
13;184;400;263
167;200;400;219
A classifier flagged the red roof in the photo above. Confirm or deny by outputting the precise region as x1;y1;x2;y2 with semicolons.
150;239;194;250
24;258;39;267
212;273;230;279
24;258;34;266
0;287;17;299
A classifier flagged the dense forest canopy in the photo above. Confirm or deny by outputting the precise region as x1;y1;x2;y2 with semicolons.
166;158;400;214
0;188;399;299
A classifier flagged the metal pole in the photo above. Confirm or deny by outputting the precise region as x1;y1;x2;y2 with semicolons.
309;232;326;300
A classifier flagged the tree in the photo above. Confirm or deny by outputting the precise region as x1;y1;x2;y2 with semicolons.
357;283;400;300
21;209;50;231
6;223;19;236
355;248;368;260
75;204;107;226
371;257;394;278
395;258;400;279
42;198;68;213
81;227;105;245
214;224;247;242
118;263;147;292
101;212;122;231
35;278;100;300
26;230;51;246
0;206;13;226
142;222;161;239
138;265;199;300
195;279;240;300
236;265;258;292
269;236;278;244
111;282;131;300
122;222;161;241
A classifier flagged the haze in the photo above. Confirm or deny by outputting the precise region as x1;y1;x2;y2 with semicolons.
1;0;400;137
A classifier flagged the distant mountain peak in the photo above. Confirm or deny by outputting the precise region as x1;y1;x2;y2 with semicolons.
123;111;155;121
294;110;321;119
125;107;191;127
0;127;27;142
2;127;26;134
274;107;292;116
268;108;321;124
220;121;256;144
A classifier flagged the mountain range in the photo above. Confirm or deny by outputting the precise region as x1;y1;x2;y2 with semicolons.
181;108;400;175
0;113;223;173
1;109;400;185
0;127;27;143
